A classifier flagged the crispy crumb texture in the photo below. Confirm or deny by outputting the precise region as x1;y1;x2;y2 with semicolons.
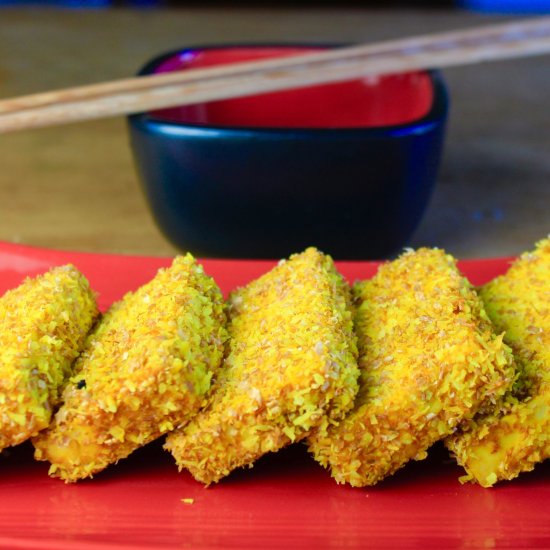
308;248;514;487
446;237;549;487
165;247;359;485
0;265;98;452
33;255;227;482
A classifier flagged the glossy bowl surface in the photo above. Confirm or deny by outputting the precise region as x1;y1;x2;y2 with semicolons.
129;45;448;259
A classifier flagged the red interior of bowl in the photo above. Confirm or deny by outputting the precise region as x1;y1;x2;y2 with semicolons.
150;47;434;129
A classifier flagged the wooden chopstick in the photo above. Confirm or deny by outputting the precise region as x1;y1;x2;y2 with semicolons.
0;16;549;134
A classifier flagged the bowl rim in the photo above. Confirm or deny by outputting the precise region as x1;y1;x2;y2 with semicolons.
129;43;449;138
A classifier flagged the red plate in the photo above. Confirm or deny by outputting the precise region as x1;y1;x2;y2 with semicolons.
0;241;547;549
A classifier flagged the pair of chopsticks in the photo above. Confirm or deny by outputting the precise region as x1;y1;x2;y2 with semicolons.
0;16;549;134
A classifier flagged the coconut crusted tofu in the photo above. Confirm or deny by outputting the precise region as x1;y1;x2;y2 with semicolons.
307;248;514;487
446;237;549;487
0;265;98;452
165;247;359;485
33;255;227;482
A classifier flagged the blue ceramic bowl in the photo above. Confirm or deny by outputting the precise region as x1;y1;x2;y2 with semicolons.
128;45;448;259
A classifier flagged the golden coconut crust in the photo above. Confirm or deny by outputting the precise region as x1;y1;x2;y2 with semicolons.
0;265;98;451
446;237;549;487
165;247;359;485
33;255;227;482
308;248;514;487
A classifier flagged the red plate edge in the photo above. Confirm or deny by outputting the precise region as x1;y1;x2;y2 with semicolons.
0;240;547;550
0;240;514;308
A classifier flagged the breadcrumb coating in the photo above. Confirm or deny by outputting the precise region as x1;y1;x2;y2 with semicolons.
165;247;359;485
307;248;514;487
446;237;549;487
33;255;227;482
0;265;98;452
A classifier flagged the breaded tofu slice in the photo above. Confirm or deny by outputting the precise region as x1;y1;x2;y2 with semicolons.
307;248;514;487
0;265;98;452
33;255;227;482
446;237;549;487
165;247;359;485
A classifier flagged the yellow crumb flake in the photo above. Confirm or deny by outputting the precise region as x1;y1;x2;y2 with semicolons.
33;255;227;482
308;247;514;487
165;247;359;485
0;265;98;451
446;237;549;487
